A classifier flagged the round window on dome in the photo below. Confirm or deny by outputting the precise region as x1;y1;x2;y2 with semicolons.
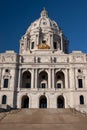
43;22;47;25
53;23;57;27
34;23;37;26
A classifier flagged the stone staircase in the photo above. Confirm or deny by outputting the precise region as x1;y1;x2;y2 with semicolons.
0;108;87;130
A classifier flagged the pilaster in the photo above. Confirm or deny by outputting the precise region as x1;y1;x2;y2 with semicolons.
60;32;63;51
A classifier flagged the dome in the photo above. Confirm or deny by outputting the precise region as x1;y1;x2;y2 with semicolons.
26;8;59;34
20;8;69;54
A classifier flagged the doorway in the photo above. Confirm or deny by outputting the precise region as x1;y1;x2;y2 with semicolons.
21;95;29;108
57;95;65;108
39;95;47;108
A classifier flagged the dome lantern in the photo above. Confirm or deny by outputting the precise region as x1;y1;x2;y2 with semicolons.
40;7;48;18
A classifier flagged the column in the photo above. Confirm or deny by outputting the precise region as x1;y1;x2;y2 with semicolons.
31;69;34;89
48;69;51;89
60;32;63;51
74;68;77;90
52;69;55;89
27;36;30;49
18;69;21;90
65;69;69;89
50;34;53;49
1;68;4;89
0;68;2;89
35;69;38;89
36;34;39;46
24;36;27;50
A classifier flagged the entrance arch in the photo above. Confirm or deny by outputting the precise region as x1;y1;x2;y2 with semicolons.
21;95;29;108
57;95;65;108
39;95;47;108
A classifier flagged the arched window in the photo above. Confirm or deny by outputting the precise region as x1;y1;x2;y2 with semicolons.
80;95;84;105
3;79;8;88
56;71;65;89
2;95;7;104
22;71;31;88
39;71;48;88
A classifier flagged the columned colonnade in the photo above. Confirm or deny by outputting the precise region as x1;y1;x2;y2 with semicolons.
18;68;69;89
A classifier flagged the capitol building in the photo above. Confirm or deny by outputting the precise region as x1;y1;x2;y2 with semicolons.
0;8;87;112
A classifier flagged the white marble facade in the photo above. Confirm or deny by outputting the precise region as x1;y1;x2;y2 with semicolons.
0;8;87;112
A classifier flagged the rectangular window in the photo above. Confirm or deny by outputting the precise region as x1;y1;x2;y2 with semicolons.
78;79;83;88
3;79;8;88
80;96;84;105
54;57;56;63
31;42;34;49
56;83;61;88
53;42;57;49
26;83;31;88
38;57;40;63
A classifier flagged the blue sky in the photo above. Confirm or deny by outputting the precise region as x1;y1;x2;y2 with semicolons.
0;0;87;53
